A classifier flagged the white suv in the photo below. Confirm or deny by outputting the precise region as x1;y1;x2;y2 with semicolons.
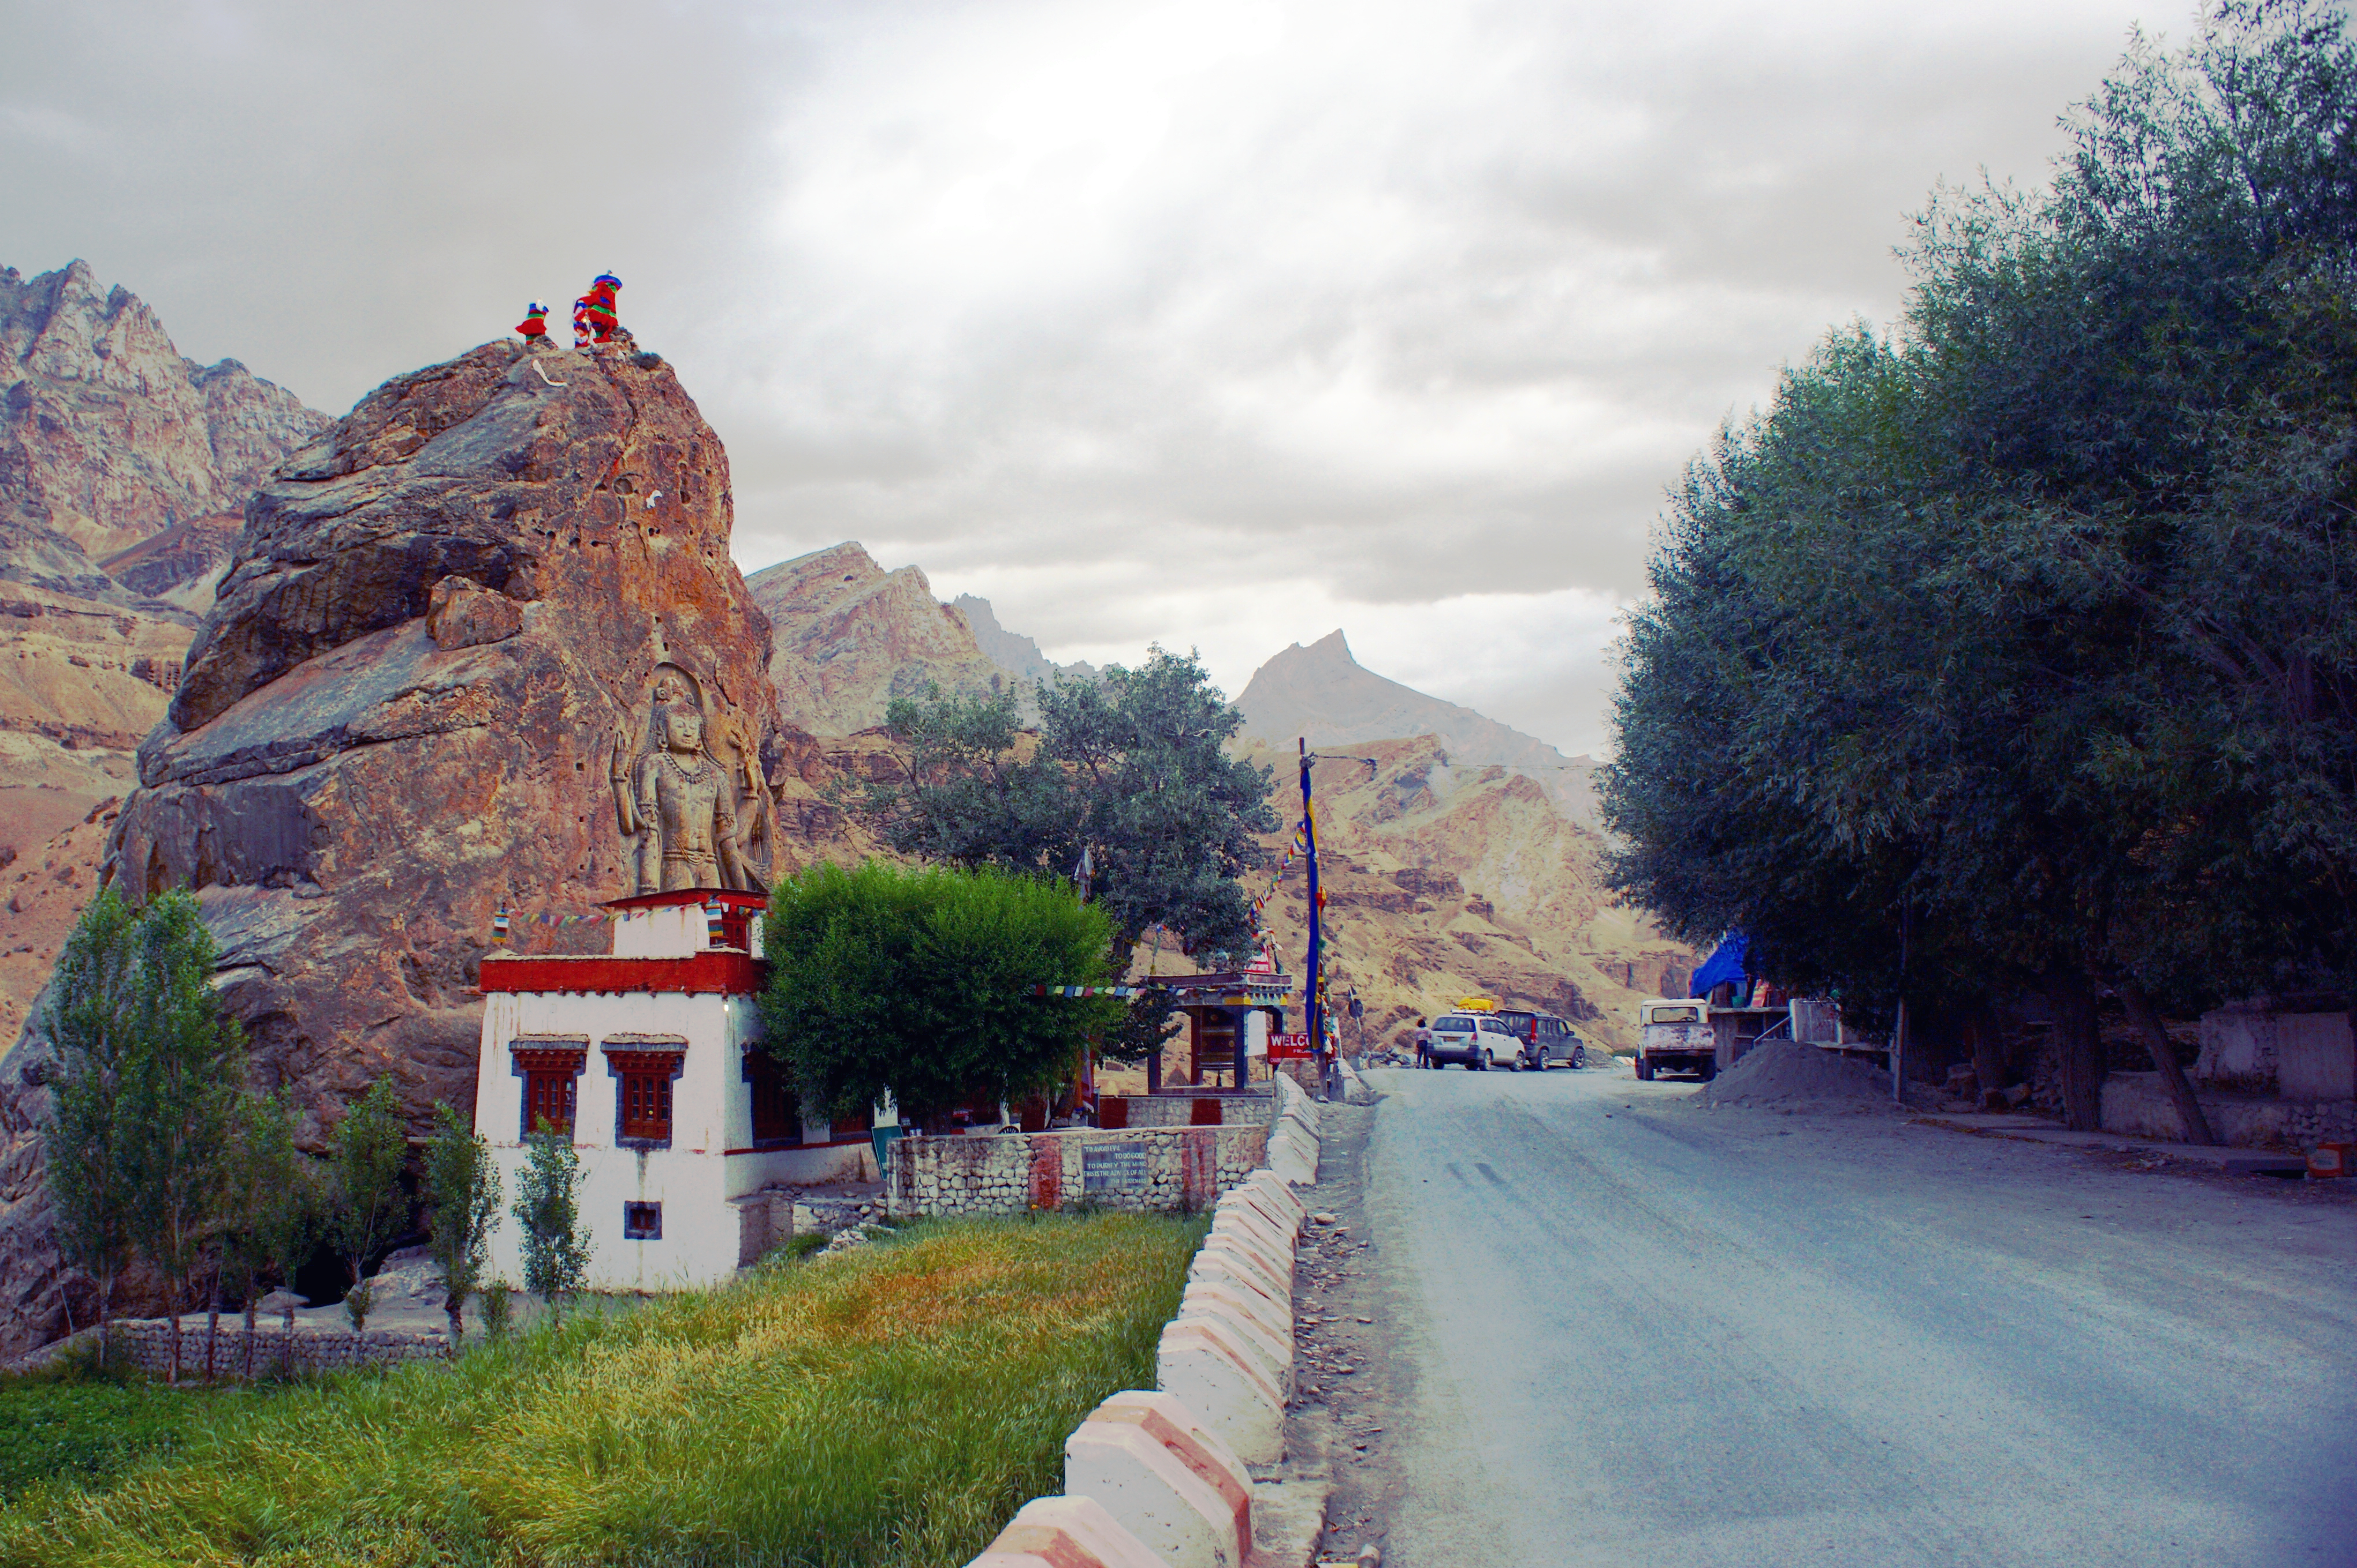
1422;1013;1520;1070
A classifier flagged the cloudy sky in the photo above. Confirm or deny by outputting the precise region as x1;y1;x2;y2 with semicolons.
8;0;2176;755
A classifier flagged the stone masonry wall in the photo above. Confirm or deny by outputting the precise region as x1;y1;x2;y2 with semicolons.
886;1124;1269;1218
47;1317;452;1380
1110;1091;1274;1128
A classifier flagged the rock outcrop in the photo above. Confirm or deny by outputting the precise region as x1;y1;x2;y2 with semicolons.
748;542;1010;733
1;260;326;608
0;337;782;1354
1237;630;1598;825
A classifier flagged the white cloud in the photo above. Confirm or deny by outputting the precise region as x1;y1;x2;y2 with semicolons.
5;0;2175;757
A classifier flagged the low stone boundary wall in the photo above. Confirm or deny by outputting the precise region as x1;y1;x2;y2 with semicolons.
887;1124;1267;1217
2102;1073;2356;1149
40;1317;452;1379
1105;1090;1273;1129
960;1096;1326;1566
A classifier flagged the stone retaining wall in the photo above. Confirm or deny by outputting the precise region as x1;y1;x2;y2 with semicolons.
1106;1091;1273;1128
2102;1072;2357;1149
886;1124;1269;1217
51;1317;452;1379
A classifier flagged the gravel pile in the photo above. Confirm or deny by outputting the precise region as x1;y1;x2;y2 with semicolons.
1697;1040;1893;1110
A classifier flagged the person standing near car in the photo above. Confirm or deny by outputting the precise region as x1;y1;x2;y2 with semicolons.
1409;1015;1432;1067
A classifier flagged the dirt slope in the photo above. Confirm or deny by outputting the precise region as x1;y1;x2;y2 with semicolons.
1237;736;1689;1052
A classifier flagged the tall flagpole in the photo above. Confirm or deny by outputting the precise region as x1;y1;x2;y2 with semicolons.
1299;738;1321;1071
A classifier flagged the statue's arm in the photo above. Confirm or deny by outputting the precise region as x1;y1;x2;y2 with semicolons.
715;784;749;888
610;727;638;836
635;756;662;854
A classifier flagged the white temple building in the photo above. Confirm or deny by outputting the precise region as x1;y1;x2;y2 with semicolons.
473;888;875;1291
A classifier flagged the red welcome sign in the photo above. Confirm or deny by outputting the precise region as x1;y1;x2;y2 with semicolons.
1266;1033;1314;1059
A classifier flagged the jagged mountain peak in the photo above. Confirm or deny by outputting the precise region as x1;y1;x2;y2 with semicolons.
1237;631;1596;824
954;592;1097;687
2;259;328;605
747;542;1009;734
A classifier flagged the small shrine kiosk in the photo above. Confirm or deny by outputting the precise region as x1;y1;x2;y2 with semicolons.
1145;970;1294;1092
473;889;873;1292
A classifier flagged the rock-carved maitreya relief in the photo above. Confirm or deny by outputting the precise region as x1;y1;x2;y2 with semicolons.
609;668;773;895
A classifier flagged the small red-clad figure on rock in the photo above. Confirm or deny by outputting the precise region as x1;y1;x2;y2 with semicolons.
515;300;549;342
572;271;622;349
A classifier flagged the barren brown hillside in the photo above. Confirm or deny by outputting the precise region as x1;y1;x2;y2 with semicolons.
1233;736;1691;1053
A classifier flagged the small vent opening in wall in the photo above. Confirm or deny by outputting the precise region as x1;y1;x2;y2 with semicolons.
623;1201;662;1241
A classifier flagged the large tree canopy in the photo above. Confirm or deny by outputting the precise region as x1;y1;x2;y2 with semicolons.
1601;0;2357;1130
760;861;1121;1124
857;648;1278;1061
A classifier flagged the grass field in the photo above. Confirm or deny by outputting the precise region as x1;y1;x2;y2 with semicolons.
0;1212;1204;1568
0;1360;285;1505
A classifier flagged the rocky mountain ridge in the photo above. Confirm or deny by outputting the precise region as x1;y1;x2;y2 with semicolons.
748;542;1012;734
1238;630;1598;825
0;265;328;990
953;593;1097;688
2;260;326;610
1234;735;1684;1053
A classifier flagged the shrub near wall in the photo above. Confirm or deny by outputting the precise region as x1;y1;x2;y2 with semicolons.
888;1126;1268;1218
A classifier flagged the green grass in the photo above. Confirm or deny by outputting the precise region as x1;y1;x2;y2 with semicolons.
0;1353;290;1504
0;1212;1206;1567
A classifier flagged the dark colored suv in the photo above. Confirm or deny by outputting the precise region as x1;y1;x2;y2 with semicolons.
1494;1010;1586;1070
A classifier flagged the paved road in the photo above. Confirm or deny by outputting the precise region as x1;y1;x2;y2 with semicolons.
1356;1065;2357;1567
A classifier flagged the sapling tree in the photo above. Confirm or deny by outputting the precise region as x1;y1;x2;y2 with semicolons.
121;890;246;1385
423;1102;501;1353
217;1089;308;1380
40;885;143;1365
514;1123;590;1325
329;1077;408;1334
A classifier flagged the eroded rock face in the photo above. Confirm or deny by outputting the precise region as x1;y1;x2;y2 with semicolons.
748;542;1011;733
1;260;327;607
0;337;781;1354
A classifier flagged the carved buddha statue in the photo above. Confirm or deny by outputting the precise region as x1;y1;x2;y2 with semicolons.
618;701;749;894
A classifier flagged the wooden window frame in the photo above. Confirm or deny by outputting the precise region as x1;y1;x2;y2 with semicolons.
607;1048;686;1149
622;1201;663;1241
741;1048;803;1149
511;1043;587;1141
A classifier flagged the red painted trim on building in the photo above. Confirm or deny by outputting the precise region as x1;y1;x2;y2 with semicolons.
479;952;764;995
603;889;769;913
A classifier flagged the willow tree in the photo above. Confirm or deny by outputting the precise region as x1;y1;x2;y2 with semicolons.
1604;0;2357;1134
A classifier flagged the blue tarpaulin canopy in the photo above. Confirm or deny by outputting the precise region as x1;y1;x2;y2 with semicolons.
1689;933;1749;1000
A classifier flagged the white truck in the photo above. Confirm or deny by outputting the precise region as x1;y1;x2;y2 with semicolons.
1633;997;1717;1082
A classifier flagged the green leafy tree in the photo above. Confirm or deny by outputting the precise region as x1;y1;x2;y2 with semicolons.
513;1125;590;1324
760;861;1121;1127
215;1089;311;1381
119;891;246;1385
423;1103;501;1353
857;648;1277;1062
329;1078;408;1331
1603;0;2357;1134
39;885;143;1365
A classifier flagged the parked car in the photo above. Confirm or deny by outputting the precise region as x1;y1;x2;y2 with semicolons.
1422;1012;1524;1070
1493;1009;1587;1070
1633;997;1716;1081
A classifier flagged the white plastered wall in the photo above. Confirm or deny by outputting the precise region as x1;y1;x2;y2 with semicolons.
475;987;874;1291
